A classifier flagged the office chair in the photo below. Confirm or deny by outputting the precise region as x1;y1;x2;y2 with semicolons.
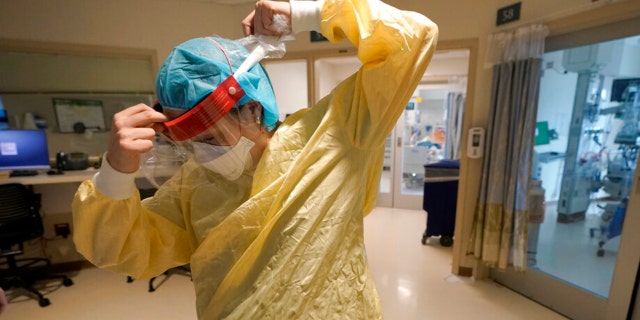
127;265;191;292
0;183;73;307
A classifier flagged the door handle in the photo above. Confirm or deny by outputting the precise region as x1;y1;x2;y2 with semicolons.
397;137;402;147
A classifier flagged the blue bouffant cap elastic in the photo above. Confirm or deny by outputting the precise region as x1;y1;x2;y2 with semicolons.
155;36;279;131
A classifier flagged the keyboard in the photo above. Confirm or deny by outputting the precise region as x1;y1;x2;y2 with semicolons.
9;170;39;177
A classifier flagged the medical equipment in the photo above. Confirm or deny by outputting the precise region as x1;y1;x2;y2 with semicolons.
590;82;638;256
556;71;604;222
590;199;627;257
421;159;460;246
556;41;639;225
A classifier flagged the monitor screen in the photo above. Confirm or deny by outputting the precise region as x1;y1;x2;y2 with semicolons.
611;78;640;102
0;130;51;171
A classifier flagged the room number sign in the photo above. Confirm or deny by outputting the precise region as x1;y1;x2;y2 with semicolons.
496;2;521;26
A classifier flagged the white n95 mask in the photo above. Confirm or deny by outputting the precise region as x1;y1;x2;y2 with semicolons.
192;136;255;181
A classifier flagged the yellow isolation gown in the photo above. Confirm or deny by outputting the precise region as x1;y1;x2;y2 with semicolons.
72;0;438;318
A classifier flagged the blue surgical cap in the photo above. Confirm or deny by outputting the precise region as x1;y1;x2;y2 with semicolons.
155;36;279;131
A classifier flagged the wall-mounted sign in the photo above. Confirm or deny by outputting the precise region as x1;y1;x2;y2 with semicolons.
497;2;521;26
53;98;106;133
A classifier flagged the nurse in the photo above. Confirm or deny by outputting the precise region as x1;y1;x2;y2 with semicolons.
72;0;438;318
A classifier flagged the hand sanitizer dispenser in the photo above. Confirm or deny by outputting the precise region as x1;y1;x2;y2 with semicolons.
467;127;485;159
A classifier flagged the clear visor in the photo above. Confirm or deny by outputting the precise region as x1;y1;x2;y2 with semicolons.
161;76;246;142
141;106;262;188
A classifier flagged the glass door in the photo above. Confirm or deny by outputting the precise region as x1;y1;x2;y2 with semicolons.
390;88;464;209
380;50;470;209
492;34;640;320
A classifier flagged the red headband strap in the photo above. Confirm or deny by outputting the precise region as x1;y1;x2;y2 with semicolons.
161;76;245;141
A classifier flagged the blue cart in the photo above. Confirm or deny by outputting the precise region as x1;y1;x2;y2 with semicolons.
421;160;460;247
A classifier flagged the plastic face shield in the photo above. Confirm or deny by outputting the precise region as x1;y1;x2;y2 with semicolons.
142;69;249;187
142;104;257;188
161;76;246;142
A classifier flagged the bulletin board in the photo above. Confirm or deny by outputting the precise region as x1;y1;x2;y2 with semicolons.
53;98;106;133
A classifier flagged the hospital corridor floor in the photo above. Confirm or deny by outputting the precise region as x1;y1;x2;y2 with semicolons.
2;207;567;320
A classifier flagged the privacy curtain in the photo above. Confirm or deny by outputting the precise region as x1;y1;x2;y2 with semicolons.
468;24;548;271
444;92;465;160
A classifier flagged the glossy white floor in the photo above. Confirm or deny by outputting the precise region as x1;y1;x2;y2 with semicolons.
2;207;567;320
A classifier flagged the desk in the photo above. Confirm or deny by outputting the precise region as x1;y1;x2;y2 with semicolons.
0;169;97;186
0;168;155;186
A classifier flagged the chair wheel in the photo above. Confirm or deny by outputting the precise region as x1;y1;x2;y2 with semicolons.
39;298;51;307
597;249;605;257
421;236;427;245
440;235;453;247
63;278;74;287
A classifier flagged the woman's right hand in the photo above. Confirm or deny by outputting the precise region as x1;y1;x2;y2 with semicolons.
242;0;292;36
106;104;167;173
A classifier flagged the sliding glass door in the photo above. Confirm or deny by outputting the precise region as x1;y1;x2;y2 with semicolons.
492;31;640;320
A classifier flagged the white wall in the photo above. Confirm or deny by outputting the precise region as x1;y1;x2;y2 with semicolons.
263;59;308;120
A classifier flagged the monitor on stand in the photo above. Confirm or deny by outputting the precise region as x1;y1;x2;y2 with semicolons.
0;129;52;176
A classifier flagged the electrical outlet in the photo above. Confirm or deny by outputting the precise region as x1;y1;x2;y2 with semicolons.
55;223;71;238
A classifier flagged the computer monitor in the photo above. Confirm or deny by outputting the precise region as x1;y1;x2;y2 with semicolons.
0;129;51;171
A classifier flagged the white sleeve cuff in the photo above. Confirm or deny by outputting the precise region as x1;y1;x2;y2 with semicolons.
291;0;323;34
93;152;138;200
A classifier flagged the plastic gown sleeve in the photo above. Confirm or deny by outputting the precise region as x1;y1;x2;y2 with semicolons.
72;167;196;279
332;1;438;215
321;0;438;144
323;0;438;216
